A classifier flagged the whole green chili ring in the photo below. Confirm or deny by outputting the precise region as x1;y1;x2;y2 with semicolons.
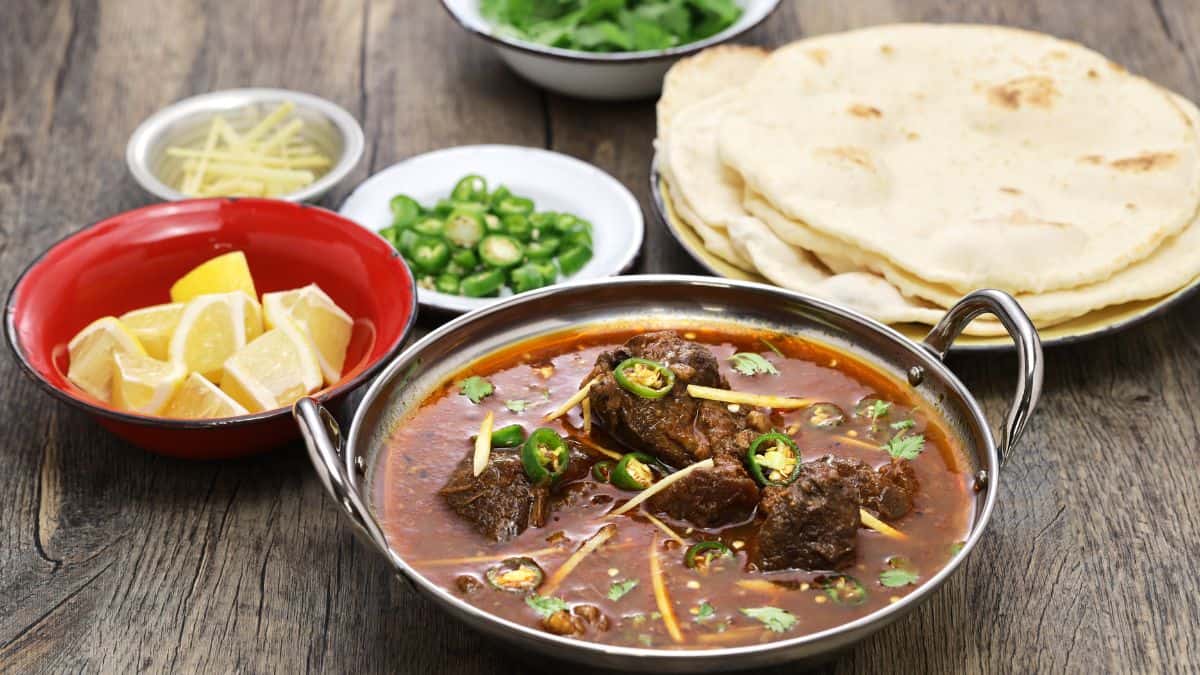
591;460;615;483
495;195;535;216
479;234;525;268
684;541;732;569
746;432;802;487
525;236;561;260
445;209;485;248
490;423;526;448
613;357;675;399
822;575;868;606
461;268;505;298
389;194;421;227
521;427;570;486
412;217;445;237
434;273;461;295
611;452;658;491
396;229;420;256
409;236;451;274
489;185;511;207
451;248;479;269
452;174;488;203
502;214;532;241
509;264;547;294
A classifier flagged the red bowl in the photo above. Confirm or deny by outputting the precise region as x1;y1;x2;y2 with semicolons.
4;198;417;459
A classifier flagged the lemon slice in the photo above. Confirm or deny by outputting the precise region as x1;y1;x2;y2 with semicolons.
111;351;187;415
168;292;249;382
67;317;146;402
170;251;257;303
119;303;183;360
161;372;249;419
263;284;353;385
220;321;323;412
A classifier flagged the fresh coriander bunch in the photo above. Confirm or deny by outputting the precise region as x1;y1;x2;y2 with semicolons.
480;0;743;53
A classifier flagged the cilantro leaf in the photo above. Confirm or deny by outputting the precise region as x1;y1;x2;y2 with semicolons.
694;601;715;622
740;606;797;633
525;594;568;618
729;352;779;376
863;399;891;421
882;433;925;460
458;376;494;404
890;419;915;431
504;399;528;413
879;568;920;587
607;579;638;601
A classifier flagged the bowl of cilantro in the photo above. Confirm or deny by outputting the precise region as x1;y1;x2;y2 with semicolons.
440;0;781;100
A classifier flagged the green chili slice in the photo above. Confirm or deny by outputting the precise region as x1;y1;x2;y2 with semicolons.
396;229;420;256
445;209;485;247
434;273;461;295
591;460;615;483
461;268;505;297
529;212;558;230
410;236;450;274
412;217;445;237
490;423;526;448
525;236;561;260
451;174;488;203
613;358;675;399
489;185;512;207
684;541;732;570
502;214;532;241
496;195;535;216
556;244;592;276
822;575;868;606
451;248;479;269
485;557;544;593
509;264;547;294
521;427;570;486
479;234;525;268
806;403;846;429
612;452;658;491
746;432;802;487
389;194;421;227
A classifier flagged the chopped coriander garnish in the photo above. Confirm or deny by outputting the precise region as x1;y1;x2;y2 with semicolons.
525;594;568;618
890;419;915;431
458;376;494;404
882;433;925;460
504;399;528;413
607;579;639;601
879;568;920;587
740;606;797;633
695;601;715;622
863;399;891;421
950;541;965;556
729;352;779;376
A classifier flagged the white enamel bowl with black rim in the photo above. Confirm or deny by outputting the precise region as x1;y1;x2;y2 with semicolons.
439;0;782;100
294;276;1042;671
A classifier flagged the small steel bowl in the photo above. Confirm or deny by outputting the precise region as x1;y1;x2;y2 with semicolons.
126;88;364;203
295;276;1043;671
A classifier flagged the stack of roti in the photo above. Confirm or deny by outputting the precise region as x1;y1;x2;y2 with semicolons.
656;24;1200;336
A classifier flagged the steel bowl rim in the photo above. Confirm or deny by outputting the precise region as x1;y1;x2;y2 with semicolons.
438;0;782;65
4;198;417;432
343;273;1000;664
125;87;365;203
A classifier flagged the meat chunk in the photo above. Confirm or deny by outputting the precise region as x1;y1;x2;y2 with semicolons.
647;454;761;527
754;459;859;571
439;449;548;542
825;456;919;521
585;331;749;467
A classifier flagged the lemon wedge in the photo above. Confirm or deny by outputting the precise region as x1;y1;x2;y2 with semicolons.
66;317;146;402
220;321;323;412
262;284;353;385
118;303;183;360
168;292;251;382
111;351;187;415
161;372;249;419
170;251;257;303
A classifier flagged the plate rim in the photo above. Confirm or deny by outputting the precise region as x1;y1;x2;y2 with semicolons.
648;153;1200;353
339;145;645;314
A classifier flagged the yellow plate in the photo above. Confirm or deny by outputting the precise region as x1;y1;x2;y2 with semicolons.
650;158;1200;351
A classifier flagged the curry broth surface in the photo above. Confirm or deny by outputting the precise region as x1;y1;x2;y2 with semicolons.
376;324;974;649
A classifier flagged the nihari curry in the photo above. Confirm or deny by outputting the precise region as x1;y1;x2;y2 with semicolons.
376;326;973;649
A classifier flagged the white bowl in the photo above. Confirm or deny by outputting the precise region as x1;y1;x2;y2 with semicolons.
126;88;364;203
439;0;781;100
338;145;644;314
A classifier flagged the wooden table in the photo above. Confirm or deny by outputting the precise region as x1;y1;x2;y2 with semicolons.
3;1;1198;672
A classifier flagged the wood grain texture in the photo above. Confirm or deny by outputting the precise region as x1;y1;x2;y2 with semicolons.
1;0;1197;672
